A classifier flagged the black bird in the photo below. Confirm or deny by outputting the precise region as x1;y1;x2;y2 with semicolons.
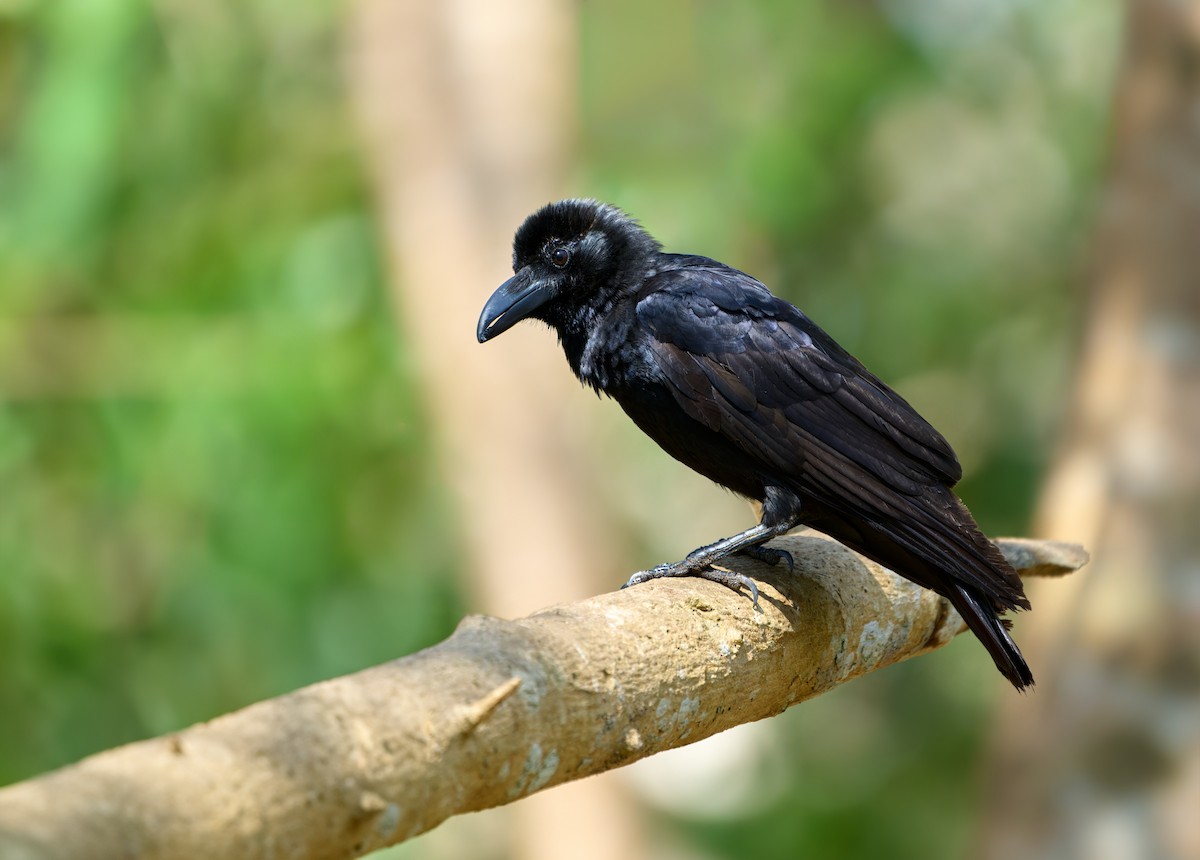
477;199;1033;689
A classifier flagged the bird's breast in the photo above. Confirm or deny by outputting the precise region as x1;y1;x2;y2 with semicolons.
572;309;652;393
608;377;769;502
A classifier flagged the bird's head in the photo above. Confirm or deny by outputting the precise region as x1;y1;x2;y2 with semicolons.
476;199;659;343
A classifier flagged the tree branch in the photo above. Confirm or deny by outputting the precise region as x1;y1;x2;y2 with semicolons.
0;535;1086;860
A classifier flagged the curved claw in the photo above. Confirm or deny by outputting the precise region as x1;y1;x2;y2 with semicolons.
707;569;761;611
739;575;761;611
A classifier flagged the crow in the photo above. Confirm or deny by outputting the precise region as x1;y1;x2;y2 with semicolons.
477;199;1033;689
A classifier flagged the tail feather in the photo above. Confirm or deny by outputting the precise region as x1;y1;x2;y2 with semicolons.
947;583;1034;690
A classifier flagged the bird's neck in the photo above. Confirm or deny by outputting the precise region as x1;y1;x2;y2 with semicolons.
544;298;628;394
554;302;609;389
550;253;659;392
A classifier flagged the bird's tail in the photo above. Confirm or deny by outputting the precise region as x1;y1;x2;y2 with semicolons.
895;503;1033;690
945;582;1033;690
886;506;1034;691
812;488;1034;689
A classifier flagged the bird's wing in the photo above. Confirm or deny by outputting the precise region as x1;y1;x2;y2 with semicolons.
635;264;963;504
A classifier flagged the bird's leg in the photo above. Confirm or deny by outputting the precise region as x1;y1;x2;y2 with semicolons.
685;538;792;571
622;520;794;609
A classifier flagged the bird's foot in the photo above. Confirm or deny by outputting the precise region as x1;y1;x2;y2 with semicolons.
622;562;761;611
737;544;793;572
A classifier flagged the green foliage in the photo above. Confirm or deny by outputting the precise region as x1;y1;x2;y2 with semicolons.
0;0;462;782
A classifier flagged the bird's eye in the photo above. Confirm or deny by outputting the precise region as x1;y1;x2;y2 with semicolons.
549;245;571;268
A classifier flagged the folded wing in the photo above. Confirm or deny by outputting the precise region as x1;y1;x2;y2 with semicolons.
636;263;1026;610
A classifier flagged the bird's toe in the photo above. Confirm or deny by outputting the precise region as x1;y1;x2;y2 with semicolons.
621;563;675;589
693;567;761;610
738;545;793;571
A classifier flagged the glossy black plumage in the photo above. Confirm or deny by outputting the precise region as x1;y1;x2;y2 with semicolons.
477;199;1033;689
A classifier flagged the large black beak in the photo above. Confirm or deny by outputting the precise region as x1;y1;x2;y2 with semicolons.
476;268;551;343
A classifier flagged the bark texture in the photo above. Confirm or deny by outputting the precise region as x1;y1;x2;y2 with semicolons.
0;535;1084;860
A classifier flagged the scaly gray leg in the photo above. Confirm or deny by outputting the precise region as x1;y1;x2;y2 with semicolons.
622;521;794;609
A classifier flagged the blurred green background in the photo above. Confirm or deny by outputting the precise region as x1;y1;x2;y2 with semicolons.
0;1;1118;858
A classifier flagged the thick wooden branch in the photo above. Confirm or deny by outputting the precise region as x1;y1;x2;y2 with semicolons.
0;535;1086;860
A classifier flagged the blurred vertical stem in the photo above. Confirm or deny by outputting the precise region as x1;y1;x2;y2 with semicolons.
983;2;1200;858
344;2;644;859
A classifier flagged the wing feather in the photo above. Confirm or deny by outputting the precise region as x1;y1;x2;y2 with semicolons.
637;266;961;492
